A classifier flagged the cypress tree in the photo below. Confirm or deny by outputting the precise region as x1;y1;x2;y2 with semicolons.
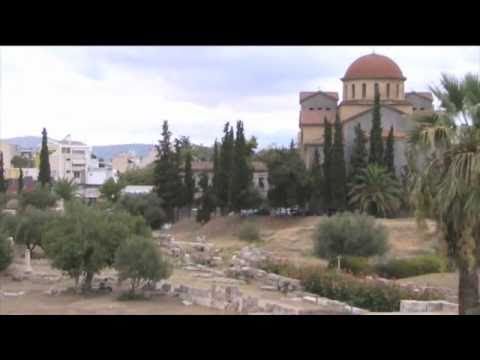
154;121;183;223
369;91;384;165
384;125;395;175
212;139;219;198
309;147;324;214
196;172;215;223
38;127;51;187
231;120;253;211
0;152;7;193
218;122;234;213
18;168;24;194
322;118;333;211
349;123;368;184
184;147;195;215
331;114;347;211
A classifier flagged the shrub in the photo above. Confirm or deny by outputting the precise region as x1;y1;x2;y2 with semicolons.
20;187;57;210
313;212;388;259
262;259;442;312
328;256;374;276
0;233;13;271
375;255;449;279
114;236;172;296
238;221;261;242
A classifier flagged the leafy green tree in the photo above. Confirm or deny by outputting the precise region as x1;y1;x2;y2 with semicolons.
267;147;310;209
411;72;480;314
43;202;149;291
119;164;155;185
349;164;402;217
117;193;166;229
231;121;254;211
384;125;395;175
331;114;347;211
323;118;333;211
348;123;368;185
369;91;384;165
99;178;123;203
11;155;33;169
20;186;58;210
38;128;51;187
15;207;55;253
196;173;216;223
0;152;7;194
18;168;24;194
154;121;183;222
53;178;78;201
115;236;172;296
0;213;19;238
309;148;324;214
0;233;13;271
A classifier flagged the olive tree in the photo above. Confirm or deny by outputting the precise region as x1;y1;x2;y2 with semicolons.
43;202;150;291
114;236;172;297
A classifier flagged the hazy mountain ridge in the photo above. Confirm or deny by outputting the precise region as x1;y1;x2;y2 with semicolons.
3;137;212;161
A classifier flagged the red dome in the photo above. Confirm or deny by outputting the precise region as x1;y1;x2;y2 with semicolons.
343;54;405;80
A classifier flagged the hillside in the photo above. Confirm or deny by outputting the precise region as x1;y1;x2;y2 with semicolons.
3;136;213;161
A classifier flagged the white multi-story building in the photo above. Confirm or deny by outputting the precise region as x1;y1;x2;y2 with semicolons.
48;135;91;184
48;134;115;186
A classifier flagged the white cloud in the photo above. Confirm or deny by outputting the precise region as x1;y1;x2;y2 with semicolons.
1;46;479;148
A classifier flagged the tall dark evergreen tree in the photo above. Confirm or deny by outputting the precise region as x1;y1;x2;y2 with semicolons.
18;168;24;194
349;123;369;184
38;127;51;187
369;91;384;165
184;147;195;216
0;152;7;193
212;140;220;199
384;125;395;175
309;147;324;214
322;118;333;211
231;121;253;211
217;122;234;213
196;172;216;224
154;121;183;223
331;114;347;211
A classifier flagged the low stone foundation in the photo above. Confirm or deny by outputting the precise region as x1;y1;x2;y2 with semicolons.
400;300;458;314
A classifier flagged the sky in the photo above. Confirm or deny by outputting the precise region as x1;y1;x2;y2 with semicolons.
0;46;479;148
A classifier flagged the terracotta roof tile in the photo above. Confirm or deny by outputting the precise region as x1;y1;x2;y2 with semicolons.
343;53;405;80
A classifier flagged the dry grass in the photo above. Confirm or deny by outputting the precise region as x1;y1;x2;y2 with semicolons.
169;215;441;265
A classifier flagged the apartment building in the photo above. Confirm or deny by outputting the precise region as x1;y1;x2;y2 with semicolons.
48;135;91;184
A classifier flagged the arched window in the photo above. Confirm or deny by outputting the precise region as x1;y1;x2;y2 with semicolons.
396;83;400;98
344;84;347;100
374;83;379;97
386;83;390;98
351;84;355;99
362;83;366;98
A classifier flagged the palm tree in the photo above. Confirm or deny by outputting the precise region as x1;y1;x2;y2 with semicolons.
348;164;402;218
410;72;480;314
53;178;78;202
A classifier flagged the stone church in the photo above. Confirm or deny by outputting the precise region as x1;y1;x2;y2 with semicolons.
298;53;434;175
